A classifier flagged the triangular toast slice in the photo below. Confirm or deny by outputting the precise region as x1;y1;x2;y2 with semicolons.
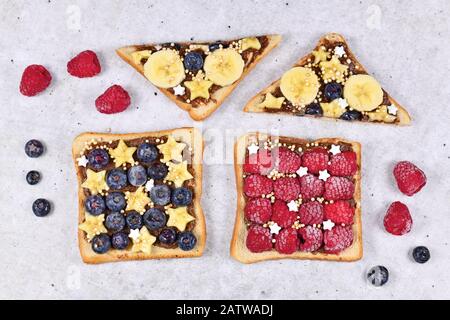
244;33;411;125
117;35;281;121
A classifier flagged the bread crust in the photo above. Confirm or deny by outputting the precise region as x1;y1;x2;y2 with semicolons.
72;127;206;264
230;132;363;264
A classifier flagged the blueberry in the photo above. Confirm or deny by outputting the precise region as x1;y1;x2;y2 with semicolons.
150;184;171;206
127;165;147;186
106;169;127;190
105;192;126;211
126;211;143;230
412;246;430;264
324;82;343;101
171;187;193;206
26;170;41;185
111;232;130;250
32;198;51;217
183;52;204;71
340;110;362;121
143;208;167;230
91;233;111;254
147;163;168;180
208;42;223;52
305;103;323;116
87;148;110;170
84;195;105;216
177;231;197;251
136;143;158;163
158;228;177;245
367;265;389;287
105;212;126;232
25;139;44;158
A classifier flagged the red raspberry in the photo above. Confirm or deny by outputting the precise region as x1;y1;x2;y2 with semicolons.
299;201;324;225
19;64;52;97
393;161;427;196
243;149;273;175
301;147;329;174
328;151;358;176
323;225;354;253
299;174;324;199
95;85;131;114
324;176;354;200
275;147;301;173
244;174;273;198
324;200;355;225
246;225;272;253
272;200;297;228
299;226;323;252
275;228;299;254
273;177;301;201
67;50;101;78
383;201;412;236
244;198;272;224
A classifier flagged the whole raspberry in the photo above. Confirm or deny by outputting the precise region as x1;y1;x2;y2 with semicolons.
324;176;354;200
243;149;273;175
324;200;355;225
323;225;354;253
272;200;297;228
244;174;273;198
95;85;131;114
275;147;301;173
244;198;272;224
67;50;101;78
383;201;412;236
299;201;324;225
301;147;329;174
246;224;272;253
275;228;299;254
299;225;323;252
393;161;427;196
19;64;52;97
299;174;324;199
273;177;300;201
328;151;358;176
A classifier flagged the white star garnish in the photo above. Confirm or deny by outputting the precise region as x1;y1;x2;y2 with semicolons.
334;46;346;57
287;200;299;212
77;155;89;167
154;45;162;50
337;98;349;109
145;179;155;192
129;228;141;241
322;219;335;231
329;144;341;155
247;144;259;155
269;222;282;235
318;169;331;181
296;166;308;177
173;85;185;96
387;104;398;115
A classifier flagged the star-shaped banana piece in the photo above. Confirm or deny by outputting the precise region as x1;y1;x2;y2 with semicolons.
166;207;195;231
131;50;152;65
125;186;151;214
320;55;348;83
184;78;213;100
157;135;186;163
367;105;396;123
109;140;137;168
81;169;109;195
312;46;330;65
241;37;261;51
131;227;156;254
259;92;285;109
320;99;346;118
78;214;107;241
166;161;193;187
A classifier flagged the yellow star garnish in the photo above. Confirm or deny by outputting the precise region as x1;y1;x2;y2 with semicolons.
320;100;346;118
258;92;285;109
157;135;186;163
131;227;156;254
312;46;330;64
320;55;348;83
78;214;107;241
131;50;151;65
241;37;261;51
81;169;109;195
125;186;150;214
367;105;396;123
167;207;195;231
109;140;137;168
166;161;193;187
184;78;213;100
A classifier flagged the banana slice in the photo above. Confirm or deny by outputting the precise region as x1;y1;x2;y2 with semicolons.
143;49;185;88
280;67;319;105
204;49;244;86
343;74;383;111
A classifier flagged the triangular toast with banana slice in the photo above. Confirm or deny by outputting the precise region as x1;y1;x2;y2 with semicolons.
117;35;281;121
244;33;411;125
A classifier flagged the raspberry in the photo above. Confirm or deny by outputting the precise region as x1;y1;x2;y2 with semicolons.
299;201;324;225
273;177;301;201
67;50;101;78
272;200;297;228
301;147;329;174
95;85;131;114
299;226;323;252
393;161;427;196
243;149;273;175
275;228;299;254
323;225;354;253
246;225;272;253
383;201;412;236
324;176;354;200
275;147;301;173
244;174;273;198
244;198;272;224
324;200;355;225
19;65;52;97
299;174;324;199
328;151;358;177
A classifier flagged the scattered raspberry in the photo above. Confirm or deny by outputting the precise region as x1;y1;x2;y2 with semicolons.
299;201;324;225
301;147;329;174
246;225;272;253
323;225;354;253
299;226;323;252
67;50;101;78
272;200;297;228
328;151;358;177
243;149;273;175
275;228;299;254
383;201;412;236
275;147;301;173
324;200;355;225
393;161;427;196
244;174;273;198
273;177;301;201
299;174;324;199
95;85;131;114
19;64;52;97
244;198;272;224
324;176;354;200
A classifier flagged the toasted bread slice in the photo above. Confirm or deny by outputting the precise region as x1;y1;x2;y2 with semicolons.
117;35;281;121
244;33;411;125
231;132;363;264
73;127;205;264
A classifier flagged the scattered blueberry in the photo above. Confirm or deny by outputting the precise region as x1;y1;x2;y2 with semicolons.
305;103;323;116
340;110;362;121
127;165;147;186
158;228;177;245
25;139;44;158
324;82;343;101
367;265;389;287
150;184;171;206
126;211;143;230
32;198;51;217
87;148;110;170
143;208;167;230
111;232;130;250
177;231;197;251
26;170;41;185
412;246;430;264
147;163;168;180
105;192;126;211
105;212;126;232
136;143;158;163
91;233;111;254
183;52;204;71
106;169;127;190
208;42;223;52
171;187;193;206
84;195;105;216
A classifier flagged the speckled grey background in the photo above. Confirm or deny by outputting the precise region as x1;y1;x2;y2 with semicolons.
0;0;449;300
